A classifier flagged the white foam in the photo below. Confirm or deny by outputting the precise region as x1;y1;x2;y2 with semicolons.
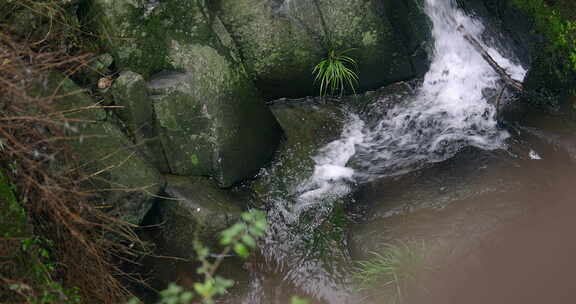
296;114;364;203
529;149;542;160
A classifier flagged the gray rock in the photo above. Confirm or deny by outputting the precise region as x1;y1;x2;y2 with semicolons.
148;67;283;187
214;0;419;98
40;72;164;225
153;175;244;258
89;0;284;186
111;71;170;172
72;121;164;225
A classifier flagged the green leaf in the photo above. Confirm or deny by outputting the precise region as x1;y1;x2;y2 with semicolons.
241;234;256;248
234;243;249;258
214;276;235;291
291;296;311;304
179;291;194;303
193;281;214;298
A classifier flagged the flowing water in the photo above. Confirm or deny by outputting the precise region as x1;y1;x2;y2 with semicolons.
298;0;526;202
240;0;538;303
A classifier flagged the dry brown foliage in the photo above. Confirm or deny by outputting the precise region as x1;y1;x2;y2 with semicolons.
0;3;146;303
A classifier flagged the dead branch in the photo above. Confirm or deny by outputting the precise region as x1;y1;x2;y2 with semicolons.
457;25;524;93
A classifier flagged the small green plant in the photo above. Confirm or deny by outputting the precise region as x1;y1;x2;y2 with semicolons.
313;48;359;96
192;210;267;303
352;240;427;304
291;296;311;304
0;169;28;238
128;210;268;304
9;236;82;304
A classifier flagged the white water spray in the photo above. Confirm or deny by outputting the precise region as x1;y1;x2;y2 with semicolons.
298;0;526;201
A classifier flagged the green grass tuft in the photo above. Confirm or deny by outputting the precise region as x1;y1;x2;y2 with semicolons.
312;49;359;97
352;240;428;303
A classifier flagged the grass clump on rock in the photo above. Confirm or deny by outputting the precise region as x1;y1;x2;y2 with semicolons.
313;48;359;97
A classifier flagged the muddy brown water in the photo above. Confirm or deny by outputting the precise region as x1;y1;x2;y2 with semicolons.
351;116;576;304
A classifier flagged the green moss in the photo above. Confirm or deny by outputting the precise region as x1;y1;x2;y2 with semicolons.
89;0;225;76
0;170;28;238
190;154;200;166
362;31;378;47
155;99;181;131
124;7;173;75
512;0;576;78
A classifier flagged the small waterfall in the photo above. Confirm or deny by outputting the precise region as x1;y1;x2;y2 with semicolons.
298;0;526;201
249;1;527;303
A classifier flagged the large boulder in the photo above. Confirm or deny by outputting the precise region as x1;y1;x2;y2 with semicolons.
42;73;164;224
87;0;284;187
147;67;283;187
136;175;251;295
214;0;421;99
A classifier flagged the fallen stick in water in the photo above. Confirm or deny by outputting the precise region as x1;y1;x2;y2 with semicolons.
457;25;524;93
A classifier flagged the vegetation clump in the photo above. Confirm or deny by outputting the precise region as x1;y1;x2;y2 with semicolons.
313;48;359;97
0;1;144;303
512;0;576;94
512;0;576;68
353;240;428;304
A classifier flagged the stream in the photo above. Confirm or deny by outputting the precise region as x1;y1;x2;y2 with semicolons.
231;0;576;303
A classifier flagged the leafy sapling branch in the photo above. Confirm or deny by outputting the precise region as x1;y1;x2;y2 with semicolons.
192;210;267;303
131;210;268;304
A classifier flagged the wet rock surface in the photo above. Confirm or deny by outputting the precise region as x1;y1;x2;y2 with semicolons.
214;0;424;99
151;175;246;258
41;72;164;225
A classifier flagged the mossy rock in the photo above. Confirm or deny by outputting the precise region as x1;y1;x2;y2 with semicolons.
213;0;323;98
88;0;283;186
151;175;244;259
111;71;170;172
214;0;415;99
147;61;283;187
71;121;164;224
39;72;164;225
86;0;238;77
250;97;350;198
